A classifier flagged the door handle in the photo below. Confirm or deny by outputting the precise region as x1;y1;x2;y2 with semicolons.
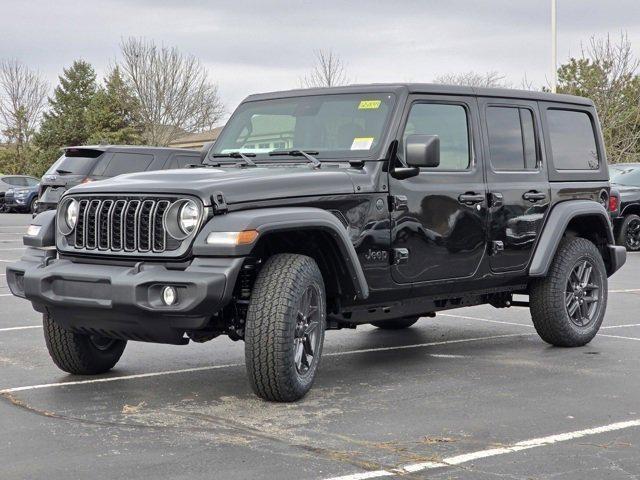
458;193;485;205
523;191;546;202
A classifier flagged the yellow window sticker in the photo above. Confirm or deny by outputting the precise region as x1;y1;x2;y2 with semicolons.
358;100;381;110
351;137;374;150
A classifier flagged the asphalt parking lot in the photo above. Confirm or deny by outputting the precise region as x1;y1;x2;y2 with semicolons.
1;212;639;480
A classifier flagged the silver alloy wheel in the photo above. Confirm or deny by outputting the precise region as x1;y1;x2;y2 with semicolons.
565;259;600;327
293;285;321;375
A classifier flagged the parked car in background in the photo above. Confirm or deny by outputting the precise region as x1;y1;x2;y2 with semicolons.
609;163;640;251
0;175;40;213
37;145;203;213
4;181;40;213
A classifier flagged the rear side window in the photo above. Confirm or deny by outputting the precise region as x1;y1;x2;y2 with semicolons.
486;106;538;170
102;153;154;176
547;109;599;170
403;103;470;170
168;154;200;169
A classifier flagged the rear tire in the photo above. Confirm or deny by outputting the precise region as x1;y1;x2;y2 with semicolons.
245;254;326;402
617;214;640;251
529;237;607;347
43;313;127;374
372;316;420;330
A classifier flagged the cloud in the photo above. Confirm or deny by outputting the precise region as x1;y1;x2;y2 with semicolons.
1;0;639;114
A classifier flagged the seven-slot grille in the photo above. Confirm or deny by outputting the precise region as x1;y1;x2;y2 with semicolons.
71;197;173;253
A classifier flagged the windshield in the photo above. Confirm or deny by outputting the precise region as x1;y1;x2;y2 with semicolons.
610;165;640;187
211;93;396;160
45;153;102;176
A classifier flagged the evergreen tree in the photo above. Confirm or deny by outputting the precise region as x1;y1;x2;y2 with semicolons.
87;67;143;145
35;60;97;152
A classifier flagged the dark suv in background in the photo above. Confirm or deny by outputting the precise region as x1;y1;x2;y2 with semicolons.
609;163;640;250
37;145;202;213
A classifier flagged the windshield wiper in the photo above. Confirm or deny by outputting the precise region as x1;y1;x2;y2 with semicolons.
269;150;321;169
211;152;256;167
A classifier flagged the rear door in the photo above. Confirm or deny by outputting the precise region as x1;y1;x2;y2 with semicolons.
479;98;550;272
389;95;487;283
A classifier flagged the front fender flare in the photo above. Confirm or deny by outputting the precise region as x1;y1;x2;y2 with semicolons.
193;207;369;299
529;200;623;277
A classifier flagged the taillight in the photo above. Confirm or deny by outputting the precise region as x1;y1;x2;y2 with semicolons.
609;195;619;212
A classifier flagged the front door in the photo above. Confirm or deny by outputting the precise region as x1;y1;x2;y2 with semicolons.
478;98;550;272
389;95;487;284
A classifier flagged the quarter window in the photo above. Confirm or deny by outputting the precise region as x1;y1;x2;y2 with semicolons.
547;109;599;170
486;106;538;170
403;103;470;170
102;153;154;177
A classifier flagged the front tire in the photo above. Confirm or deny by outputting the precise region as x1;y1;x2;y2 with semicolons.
43;313;127;374
617;214;640;251
529;237;607;347
29;197;38;214
372;316;420;330
245;254;326;402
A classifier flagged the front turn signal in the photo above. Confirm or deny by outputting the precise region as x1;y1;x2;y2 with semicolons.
206;230;259;246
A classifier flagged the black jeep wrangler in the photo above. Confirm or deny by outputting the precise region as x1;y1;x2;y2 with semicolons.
7;84;626;402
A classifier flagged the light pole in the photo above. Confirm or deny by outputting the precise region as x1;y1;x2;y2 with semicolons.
551;0;557;92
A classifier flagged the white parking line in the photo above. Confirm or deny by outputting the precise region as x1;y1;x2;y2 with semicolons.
325;419;640;479
440;313;640;341
0;326;41;332
0;248;23;251
610;288;640;293
0;333;529;394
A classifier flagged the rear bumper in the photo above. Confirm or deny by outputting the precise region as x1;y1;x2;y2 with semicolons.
6;249;244;344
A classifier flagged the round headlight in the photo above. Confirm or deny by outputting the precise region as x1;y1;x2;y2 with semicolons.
178;200;200;234
66;199;79;231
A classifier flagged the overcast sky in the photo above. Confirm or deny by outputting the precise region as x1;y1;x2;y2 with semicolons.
1;0;639;119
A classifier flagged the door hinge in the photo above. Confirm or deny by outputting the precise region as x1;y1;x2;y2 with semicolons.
488;192;503;208
392;248;409;265
388;195;408;212
490;240;504;255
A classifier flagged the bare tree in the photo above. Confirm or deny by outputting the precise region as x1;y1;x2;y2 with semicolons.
118;38;224;146
301;49;349;88
0;59;48;164
434;70;509;88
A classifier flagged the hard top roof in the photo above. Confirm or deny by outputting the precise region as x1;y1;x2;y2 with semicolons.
244;83;593;107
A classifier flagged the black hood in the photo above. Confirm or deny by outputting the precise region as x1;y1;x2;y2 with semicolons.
67;164;356;205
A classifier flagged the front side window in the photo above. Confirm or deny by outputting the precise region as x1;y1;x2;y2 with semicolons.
486;106;538;170
402;103;470;170
212;93;396;160
547;109;599;170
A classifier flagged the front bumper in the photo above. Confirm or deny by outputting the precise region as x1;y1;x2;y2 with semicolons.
6;249;244;344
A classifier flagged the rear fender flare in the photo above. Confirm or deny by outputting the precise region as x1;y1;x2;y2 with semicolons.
529;200;622;277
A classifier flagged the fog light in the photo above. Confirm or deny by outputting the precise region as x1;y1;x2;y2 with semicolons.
161;286;177;306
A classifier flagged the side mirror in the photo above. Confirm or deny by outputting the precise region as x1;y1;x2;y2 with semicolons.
405;135;440;168
200;141;214;163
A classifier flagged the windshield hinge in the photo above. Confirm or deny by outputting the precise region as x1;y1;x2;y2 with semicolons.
212;191;228;214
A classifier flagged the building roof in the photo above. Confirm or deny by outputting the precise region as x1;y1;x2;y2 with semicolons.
168;127;224;149
244;83;593;107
